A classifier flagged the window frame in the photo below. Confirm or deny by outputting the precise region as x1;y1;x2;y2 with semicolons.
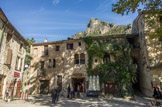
80;53;85;64
67;43;73;50
56;46;60;51
53;59;56;68
78;42;81;46
74;54;79;64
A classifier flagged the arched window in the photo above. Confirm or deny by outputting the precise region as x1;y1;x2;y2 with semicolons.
103;53;110;64
80;53;85;64
74;54;79;64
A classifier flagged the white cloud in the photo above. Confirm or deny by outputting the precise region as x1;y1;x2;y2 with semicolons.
52;0;60;5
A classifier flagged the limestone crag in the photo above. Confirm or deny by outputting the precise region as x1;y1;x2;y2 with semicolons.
71;18;132;39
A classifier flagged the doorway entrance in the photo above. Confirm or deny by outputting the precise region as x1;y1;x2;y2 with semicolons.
0;76;5;98
40;80;49;94
72;78;85;92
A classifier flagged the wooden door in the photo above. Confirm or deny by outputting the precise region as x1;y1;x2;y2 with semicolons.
0;76;4;96
57;75;62;91
16;81;21;96
105;83;117;94
40;80;49;94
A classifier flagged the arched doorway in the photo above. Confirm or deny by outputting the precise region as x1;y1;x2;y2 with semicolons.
71;73;85;92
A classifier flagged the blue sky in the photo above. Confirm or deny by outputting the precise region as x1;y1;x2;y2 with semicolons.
0;0;139;43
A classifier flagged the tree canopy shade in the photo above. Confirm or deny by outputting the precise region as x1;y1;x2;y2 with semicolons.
112;0;162;15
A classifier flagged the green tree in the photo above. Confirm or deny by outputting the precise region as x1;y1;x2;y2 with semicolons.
112;0;162;39
25;37;35;65
26;37;35;53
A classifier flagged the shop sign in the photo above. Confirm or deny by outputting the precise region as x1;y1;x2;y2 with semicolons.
14;72;20;77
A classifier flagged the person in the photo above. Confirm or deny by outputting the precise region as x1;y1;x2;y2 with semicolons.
4;88;9;101
156;84;162;99
67;84;71;98
77;85;80;98
150;85;162;106
56;87;60;102
71;85;74;99
51;88;57;104
153;87;158;99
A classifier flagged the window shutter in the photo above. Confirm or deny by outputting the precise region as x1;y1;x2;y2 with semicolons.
6;49;12;65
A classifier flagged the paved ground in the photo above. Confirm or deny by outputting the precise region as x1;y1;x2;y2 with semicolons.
0;94;151;107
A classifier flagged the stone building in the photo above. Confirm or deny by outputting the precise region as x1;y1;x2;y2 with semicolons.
132;10;162;96
0;8;29;99
29;34;139;95
28;10;161;96
29;39;88;94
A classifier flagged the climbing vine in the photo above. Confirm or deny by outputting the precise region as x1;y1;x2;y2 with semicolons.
83;36;137;97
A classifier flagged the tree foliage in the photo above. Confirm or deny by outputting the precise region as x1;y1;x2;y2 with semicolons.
26;38;35;53
112;0;162;15
112;0;162;39
84;37;137;96
25;37;35;64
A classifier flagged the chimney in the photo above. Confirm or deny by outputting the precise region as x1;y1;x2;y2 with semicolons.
138;9;141;15
44;38;47;42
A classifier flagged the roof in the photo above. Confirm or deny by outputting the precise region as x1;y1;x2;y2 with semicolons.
32;34;138;46
0;8;8;22
0;8;29;46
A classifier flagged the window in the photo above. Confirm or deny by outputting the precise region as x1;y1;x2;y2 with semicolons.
5;49;12;65
74;54;79;64
67;43;73;49
78;42;81;46
80;53;85;64
44;45;48;55
19;43;23;52
94;42;97;46
103;53;110;64
95;59;97;63
20;58;23;71
40;61;44;69
15;56;21;71
53;59;56;68
56;46;60;51
49;59;52;68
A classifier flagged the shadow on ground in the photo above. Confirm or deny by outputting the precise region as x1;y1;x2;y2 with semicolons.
26;94;151;107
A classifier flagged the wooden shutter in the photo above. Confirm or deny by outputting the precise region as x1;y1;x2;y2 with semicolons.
6;49;12;65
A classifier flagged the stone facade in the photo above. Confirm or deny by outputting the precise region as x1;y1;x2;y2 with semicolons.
29;39;88;94
29;34;140;95
0;8;29;99
28;10;161;97
132;10;162;96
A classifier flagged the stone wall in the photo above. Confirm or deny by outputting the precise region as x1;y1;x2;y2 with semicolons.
132;10;162;96
0;14;28;99
30;39;88;94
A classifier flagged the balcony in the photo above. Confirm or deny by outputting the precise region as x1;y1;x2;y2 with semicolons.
37;69;46;77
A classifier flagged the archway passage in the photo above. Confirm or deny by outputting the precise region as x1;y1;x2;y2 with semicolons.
132;57;141;92
72;78;85;92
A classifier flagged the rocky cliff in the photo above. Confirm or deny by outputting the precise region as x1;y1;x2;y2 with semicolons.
71;18;132;39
